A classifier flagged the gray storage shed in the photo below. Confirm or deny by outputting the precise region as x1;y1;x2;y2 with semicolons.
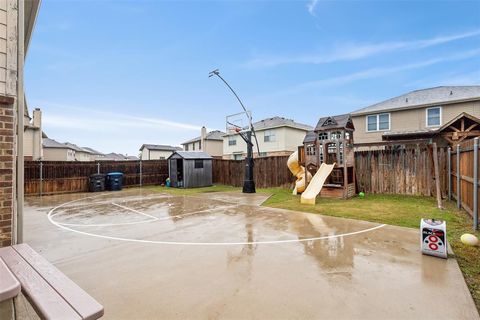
168;151;213;188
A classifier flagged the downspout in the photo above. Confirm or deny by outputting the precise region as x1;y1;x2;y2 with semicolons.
16;0;25;243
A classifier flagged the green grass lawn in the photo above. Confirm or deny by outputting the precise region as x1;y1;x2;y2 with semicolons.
149;184;480;310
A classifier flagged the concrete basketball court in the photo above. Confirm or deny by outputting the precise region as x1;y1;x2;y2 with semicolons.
24;189;478;319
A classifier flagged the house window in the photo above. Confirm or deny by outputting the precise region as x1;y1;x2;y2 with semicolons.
319;146;324;163
318;132;329;141
259;152;267;157
192;142;195;151
426;107;441;127
199;140;202;150
194;159;203;169
366;113;390;132
330;131;342;140
306;144;316;156
233;153;243;160
264;129;276;142
228;136;236;146
184;144;189;151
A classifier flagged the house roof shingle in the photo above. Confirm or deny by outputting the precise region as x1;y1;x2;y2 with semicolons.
182;130;225;145
82;147;104;155
314;114;354;131
140;144;182;151
43;138;73;149
351;86;480;116
252;116;313;132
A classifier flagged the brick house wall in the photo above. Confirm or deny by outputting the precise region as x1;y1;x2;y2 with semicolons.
0;99;14;247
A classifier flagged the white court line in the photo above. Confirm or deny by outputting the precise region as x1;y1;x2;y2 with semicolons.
57;204;238;228
47;195;386;246
111;202;159;220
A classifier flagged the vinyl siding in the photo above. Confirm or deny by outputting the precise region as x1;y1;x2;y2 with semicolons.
352;100;480;144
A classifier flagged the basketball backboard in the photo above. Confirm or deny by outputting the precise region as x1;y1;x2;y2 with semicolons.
226;111;252;134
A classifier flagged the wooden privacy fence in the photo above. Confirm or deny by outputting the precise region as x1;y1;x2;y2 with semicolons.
355;144;448;197
450;138;479;229
24;160;169;195
25;147;451;198
212;157;292;188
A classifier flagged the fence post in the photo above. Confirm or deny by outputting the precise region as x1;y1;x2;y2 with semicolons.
39;161;43;196
447;147;451;201
139;160;143;187
474;138;478;230
97;162;100;174
456;144;461;209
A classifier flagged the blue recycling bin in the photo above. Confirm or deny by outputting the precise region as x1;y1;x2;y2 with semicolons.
106;172;123;191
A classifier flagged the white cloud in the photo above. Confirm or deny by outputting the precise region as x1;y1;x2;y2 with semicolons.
288;48;480;92
34;101;206;132
307;0;319;16
245;29;480;68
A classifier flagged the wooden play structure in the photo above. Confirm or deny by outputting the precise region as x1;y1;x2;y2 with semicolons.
298;114;356;199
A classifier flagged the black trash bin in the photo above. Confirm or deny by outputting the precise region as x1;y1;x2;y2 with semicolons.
106;172;123;191
89;174;106;192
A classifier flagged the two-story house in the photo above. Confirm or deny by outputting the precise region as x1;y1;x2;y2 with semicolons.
139;144;182;160
42;138;77;161
223;116;313;160
351;86;480;147
182;127;224;158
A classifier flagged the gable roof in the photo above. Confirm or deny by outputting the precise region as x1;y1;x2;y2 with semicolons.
82;147;104;155
43;138;73;149
438;112;480;132
182;130;225;145
64;142;92;153
314;114;354;131
252;116;313;132
140;144;182;151
168;151;212;160
351;86;480;116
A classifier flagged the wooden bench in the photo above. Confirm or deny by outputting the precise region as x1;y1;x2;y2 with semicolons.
0;244;104;320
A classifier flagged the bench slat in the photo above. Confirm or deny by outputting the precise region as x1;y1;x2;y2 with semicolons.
0;257;20;301
13;244;104;320
0;247;81;320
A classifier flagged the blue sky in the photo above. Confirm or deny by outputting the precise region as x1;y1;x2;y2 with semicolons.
26;0;480;156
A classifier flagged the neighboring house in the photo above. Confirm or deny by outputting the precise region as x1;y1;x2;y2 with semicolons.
182;127;225;158
102;152;134;161
42;138;77;161
140;144;182;160
223;116;313;160
82;147;106;161
24;108;43;160
351;86;480;147
1;0;40;247
64;142;93;161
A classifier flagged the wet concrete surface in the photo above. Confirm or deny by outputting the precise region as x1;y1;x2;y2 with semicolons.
24;189;479;319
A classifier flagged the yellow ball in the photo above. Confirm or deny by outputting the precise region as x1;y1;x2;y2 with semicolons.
460;234;479;246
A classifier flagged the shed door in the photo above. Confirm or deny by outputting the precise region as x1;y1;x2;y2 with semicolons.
169;159;177;186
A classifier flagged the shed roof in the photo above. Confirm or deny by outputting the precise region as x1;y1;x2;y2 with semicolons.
182;130;225;145
351;86;480;116
140;144;182;151
314;114;354;131
168;151;213;160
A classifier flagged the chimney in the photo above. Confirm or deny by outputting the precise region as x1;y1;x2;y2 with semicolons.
200;126;207;151
33;108;42;128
